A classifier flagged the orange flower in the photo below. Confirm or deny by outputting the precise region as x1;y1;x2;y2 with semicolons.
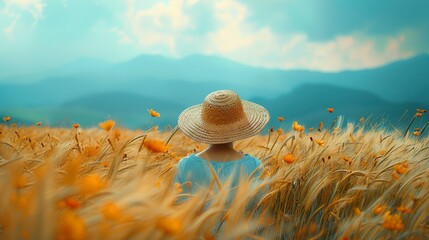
83;145;99;158
415;112;422;117
354;207;362;215
278;116;284;122
277;128;284;135
394;161;409;174
58;197;80;210
11;123;17;127
327;108;334;113
413;131;420;136
308;127;314;131
373;204;387;215
73;123;80;129
144;139;168;153
359;117;365;123
148;109;160;117
99;120;115;131
416;108;426;113
343;156;353;164
156;216;183;235
315;139;326;147
102;202;122;221
57;210;86;240
282;154;295;164
3;116;10;122
397;205;412;214
78;174;105;195
292;121;305;132
36;122;42;126
101;161;109;168
382;211;404;231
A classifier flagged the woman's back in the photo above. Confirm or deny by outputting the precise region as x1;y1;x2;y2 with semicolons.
174;153;263;195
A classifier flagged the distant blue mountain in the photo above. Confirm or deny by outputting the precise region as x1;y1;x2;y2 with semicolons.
251;84;428;131
0;54;428;129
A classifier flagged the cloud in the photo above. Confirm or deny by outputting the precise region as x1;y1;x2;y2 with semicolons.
200;0;414;71
4;0;45;21
240;0;429;42
0;0;427;78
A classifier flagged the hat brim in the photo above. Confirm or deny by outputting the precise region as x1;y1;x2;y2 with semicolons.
178;100;270;144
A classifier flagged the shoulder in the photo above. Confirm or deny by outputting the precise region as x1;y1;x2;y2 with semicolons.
177;154;201;170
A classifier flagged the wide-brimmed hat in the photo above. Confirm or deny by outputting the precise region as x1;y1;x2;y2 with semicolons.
178;90;270;144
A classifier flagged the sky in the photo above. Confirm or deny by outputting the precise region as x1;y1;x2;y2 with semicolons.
1;0;429;78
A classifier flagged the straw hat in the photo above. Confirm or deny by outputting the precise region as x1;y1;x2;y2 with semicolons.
178;90;270;144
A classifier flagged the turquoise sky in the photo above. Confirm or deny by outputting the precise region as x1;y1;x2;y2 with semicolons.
1;0;428;77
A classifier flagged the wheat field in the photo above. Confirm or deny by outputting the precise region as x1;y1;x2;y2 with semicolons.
0;115;428;240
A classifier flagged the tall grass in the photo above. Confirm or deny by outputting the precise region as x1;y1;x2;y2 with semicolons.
0;120;428;239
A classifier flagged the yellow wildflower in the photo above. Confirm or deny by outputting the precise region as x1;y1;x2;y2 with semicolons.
327;107;334;113
354;207;362;215
102;202;122;221
3;116;10;122
99;120;115;131
78;174;105;195
373;204;387;215
57;210;86;240
382;211;404;231
144;139;168;153
73;123;80;129
148;109;160;117
343;156;353;164
292;121;305;132
315;139;326;147
83;145;99;158
278;116;284;122
156;216;183;235
394;161;409;174
397;205;412;214
58;197;80;210
282;154;295;164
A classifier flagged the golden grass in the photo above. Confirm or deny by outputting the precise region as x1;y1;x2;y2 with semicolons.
0;122;428;239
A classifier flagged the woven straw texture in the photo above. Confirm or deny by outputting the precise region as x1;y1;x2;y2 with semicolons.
178;90;270;144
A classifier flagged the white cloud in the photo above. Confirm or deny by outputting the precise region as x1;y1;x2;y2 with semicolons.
4;0;45;21
116;0;415;71
200;0;414;71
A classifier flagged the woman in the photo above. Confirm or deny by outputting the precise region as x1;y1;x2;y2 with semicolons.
174;90;270;199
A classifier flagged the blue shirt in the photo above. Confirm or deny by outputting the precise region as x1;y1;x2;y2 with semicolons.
174;153;263;196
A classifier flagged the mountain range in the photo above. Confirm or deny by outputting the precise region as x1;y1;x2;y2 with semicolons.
0;54;428;131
